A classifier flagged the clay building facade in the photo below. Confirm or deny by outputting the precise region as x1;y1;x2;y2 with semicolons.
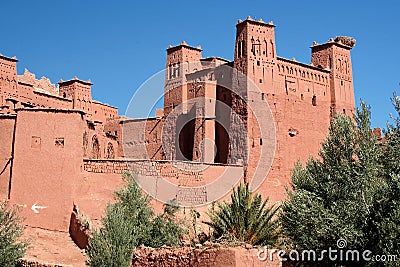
122;17;355;201
0;52;122;230
0;17;355;232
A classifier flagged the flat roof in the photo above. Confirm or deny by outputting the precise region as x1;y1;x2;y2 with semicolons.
14;108;85;115
236;17;275;27
0;54;18;62
311;41;353;50
58;77;93;86
167;42;202;52
33;90;73;102
201;57;231;63
92;100;118;109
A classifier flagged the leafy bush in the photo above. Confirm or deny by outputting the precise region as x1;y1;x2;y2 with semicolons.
204;183;279;246
86;172;185;267
280;100;400;266
0;201;28;267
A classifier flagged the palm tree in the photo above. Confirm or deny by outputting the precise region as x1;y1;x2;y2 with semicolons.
204;183;279;246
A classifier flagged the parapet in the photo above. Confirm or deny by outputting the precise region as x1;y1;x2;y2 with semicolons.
312;36;356;50
236;16;275;27
58;77;93;86
166;40;202;52
0;53;18;62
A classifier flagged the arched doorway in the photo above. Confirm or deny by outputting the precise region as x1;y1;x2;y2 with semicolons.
106;142;115;159
91;135;100;159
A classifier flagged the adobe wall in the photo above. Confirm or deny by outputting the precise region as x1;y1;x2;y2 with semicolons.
0;115;15;199
144;118;164;160
132;246;287;267
83;121;119;159
73;170;124;226
164;84;184;116
122;118;164;160
83;159;244;209
32;90;73;109
257;92;331;203
16;82;73;109
91;101;118;122
250;58;332;203
83;159;241;184
9;83;34;106
103;117;124;157
10;109;86;231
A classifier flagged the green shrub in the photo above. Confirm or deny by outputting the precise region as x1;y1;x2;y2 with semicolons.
86;172;185;267
0;201;28;267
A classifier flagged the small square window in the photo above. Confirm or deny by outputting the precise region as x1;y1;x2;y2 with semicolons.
31;136;41;149
312;95;317;106
55;137;65;148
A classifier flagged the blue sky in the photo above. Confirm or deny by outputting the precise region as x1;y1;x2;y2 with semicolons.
0;1;398;128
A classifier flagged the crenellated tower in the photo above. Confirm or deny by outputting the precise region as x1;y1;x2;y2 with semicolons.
234;16;276;94
311;36;356;117
58;77;93;113
164;41;202;116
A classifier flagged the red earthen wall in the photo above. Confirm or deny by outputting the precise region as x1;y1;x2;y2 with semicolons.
10;109;86;231
0;115;15;199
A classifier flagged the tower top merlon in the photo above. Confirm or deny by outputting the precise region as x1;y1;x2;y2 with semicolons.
166;41;203;52
0;53;18;62
236;16;275;27
58;77;93;86
312;36;356;50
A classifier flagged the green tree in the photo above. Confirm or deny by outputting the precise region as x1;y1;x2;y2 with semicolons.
370;93;400;264
0;201;28;267
85;204;138;267
280;102;384;265
204;183;279;246
86;172;184;267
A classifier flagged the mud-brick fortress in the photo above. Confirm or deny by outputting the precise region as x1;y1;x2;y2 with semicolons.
0;17;355;233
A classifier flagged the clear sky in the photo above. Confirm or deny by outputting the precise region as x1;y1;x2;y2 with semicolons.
0;0;398;128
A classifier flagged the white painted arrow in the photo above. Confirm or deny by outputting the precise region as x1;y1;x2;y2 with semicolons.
31;203;47;214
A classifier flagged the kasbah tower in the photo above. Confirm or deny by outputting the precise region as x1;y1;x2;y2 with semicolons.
161;16;355;202
0;16;355;233
233;16;355;200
